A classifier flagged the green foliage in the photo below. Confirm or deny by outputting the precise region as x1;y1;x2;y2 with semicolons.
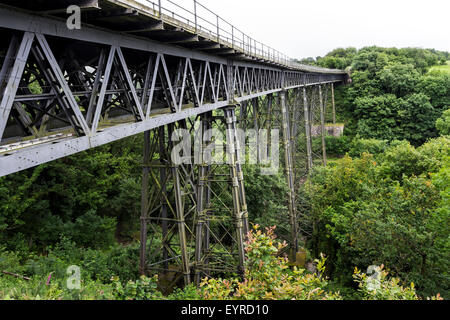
353;94;437;145
353;266;419;300
417;73;450;108
200;225;341;300
82;244;140;283
0;275;114;300
66;211;117;249
197;226;429;300
111;275;164;300
243;166;288;228
348;139;389;158
316;47;357;70
0;136;142;252
304;137;450;298
378;63;420;97
436;108;450;135
325;46;449;145
312;136;352;157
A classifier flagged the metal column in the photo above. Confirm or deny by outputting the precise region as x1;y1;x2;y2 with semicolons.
280;90;298;253
331;83;336;125
168;123;191;285
194;112;212;285
303;87;313;172
140;130;151;276
223;105;246;275
319;85;327;166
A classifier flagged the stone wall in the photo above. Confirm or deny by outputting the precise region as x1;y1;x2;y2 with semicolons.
311;124;344;137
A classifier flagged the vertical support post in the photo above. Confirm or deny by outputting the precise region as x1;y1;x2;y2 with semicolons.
252;97;260;162
195;112;212;285
159;126;169;272
168;123;191;285
331;83;336;125
203;119;212;278
140;130;151;276
280;90;298;254
232;26;235;49
216;15;220;42
194;0;198;32
290;90;300;161
319;85;327;166
234;117;249;238
224;106;246;276
303;87;313;171
158;0;162;19
240;101;247;131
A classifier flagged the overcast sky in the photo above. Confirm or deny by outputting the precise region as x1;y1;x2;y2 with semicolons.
162;0;450;59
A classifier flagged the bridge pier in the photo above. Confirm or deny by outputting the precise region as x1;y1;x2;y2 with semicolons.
303;87;313;172
223;105;247;276
139;123;195;287
168;122;192;285
280;90;299;254
194;112;213;285
319;85;327;167
331;83;336;125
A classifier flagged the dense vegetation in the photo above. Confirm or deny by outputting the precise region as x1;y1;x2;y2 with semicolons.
0;46;448;300
299;46;450;298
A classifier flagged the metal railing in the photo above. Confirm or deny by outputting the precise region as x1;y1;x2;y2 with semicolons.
127;0;343;73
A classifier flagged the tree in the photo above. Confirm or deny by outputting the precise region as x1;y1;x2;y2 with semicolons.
304;137;450;298
436;108;450;136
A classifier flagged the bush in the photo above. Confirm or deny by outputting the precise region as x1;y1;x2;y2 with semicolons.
304;137;450;298
111;275;164;300
353;265;419;300
436;108;450;135
199;225;341;300
325;136;352;156
82;244;140;283
312;136;352;158
348;138;389;158
65;210;117;250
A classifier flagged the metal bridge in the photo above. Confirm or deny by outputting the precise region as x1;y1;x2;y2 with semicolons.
0;0;348;286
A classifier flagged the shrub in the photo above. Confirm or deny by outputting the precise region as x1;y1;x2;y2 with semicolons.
436;108;450;135
305;137;450;298
199;225;342;300
353;265;430;300
111;275;164;300
348;138;389;158
325;136;352;156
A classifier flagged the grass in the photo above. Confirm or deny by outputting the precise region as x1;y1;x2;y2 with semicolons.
428;61;450;74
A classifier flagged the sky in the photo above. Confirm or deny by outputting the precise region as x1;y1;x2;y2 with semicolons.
156;0;450;59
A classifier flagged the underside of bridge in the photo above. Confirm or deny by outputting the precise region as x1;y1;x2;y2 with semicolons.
0;0;348;287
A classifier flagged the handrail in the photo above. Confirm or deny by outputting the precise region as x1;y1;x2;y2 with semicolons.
130;0;343;74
